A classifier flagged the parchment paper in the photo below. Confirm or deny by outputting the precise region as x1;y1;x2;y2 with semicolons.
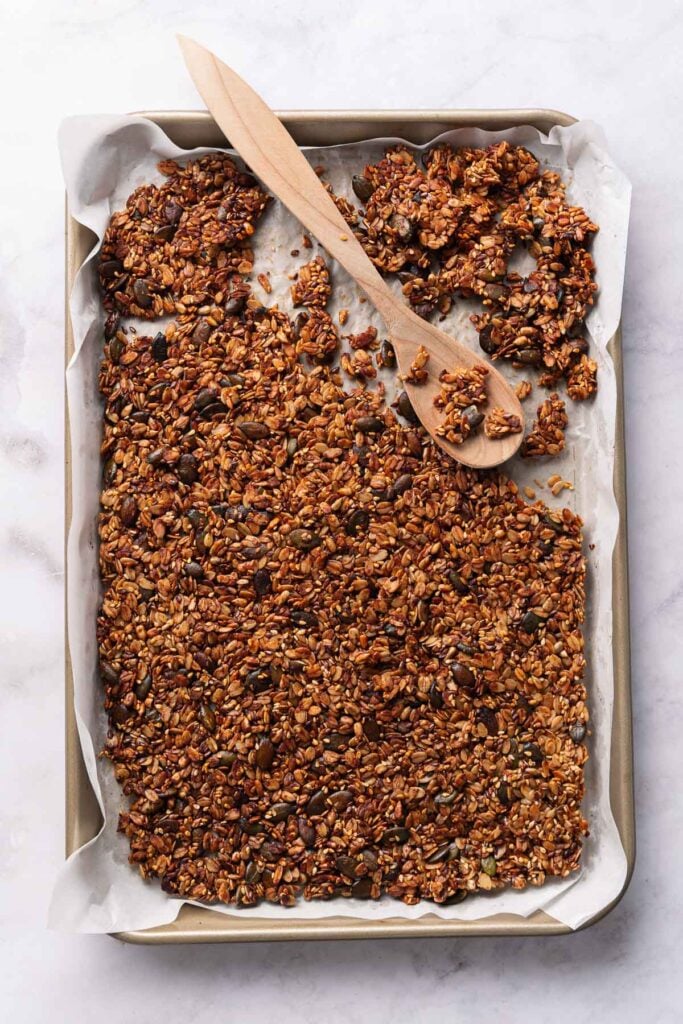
50;114;631;932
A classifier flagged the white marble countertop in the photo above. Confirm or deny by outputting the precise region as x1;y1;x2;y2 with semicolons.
1;0;681;1021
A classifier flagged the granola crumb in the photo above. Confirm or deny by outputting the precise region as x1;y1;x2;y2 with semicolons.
302;233;312;248
290;256;331;309
404;345;430;384
524;485;536;499
566;355;598;401
484;407;523;439
521;393;568;458
515;380;533;401
338;308;349;326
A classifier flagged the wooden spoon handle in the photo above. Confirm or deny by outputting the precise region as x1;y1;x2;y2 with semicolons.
178;36;403;330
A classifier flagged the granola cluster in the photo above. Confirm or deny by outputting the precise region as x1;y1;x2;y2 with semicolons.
340;141;599;402
97;154;589;909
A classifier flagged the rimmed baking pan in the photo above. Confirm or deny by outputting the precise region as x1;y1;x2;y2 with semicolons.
65;108;634;942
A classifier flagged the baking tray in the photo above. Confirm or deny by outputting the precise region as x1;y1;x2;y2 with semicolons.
65;109;634;942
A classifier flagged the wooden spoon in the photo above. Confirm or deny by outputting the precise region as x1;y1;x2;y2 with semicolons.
178;36;524;468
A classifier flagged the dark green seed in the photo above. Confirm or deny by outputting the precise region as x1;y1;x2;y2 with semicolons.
426;843;452;864
345;509;370;536
523;278;539;293
448;570;468;594
381;826;410;845
154;224;176;242
225;290;247;315
215;750;237;768
481;856;497;876
119;495;137;526
525;742;543;763
380;340;396;367
351;877;374;899
109;335;124;363
521;610;542;633
434;791;457;807
361;849;379;871
335;856;358;880
351;174;374;202
477;707;498;735
192;320;212;345
147;448;164;467
329;790;353;812
570;722;586;743
194;388;216;411
255;738;275;770
260;841;285;863
393;473;413;495
286;436;298;459
152;332;168;361
324;732;346;751
198;704;216;731
184;560;203;579
240;818;266;836
289;528;322;551
111;703;131;725
397;391;419;424
355;415;386;435
133;278;152;308
177;453;198;484
497;782;510;805
238;421;270;440
429;682;444;709
245;861;261;884
483;283;506;301
246;667;273;692
543;512;564;533
478;324;497;354
253;568;272;596
290;609;318;627
100;661;119;685
104;313;120;340
567;319;585;339
517;347;542;366
439;890;468;906
306;790;327;816
269;802;296;822
363;717;381;741
103;457;117;483
164;201;182;224
297;817;316;847
450;661;476;690
187;508;206;531
100;259;123;280
134;673;152;701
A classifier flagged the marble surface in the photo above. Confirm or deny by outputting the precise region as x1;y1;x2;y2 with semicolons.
0;0;681;1020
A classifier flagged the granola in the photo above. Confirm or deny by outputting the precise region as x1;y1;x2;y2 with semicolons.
291;256;332;309
334;141;598;402
522;394;569;458
485;408;524;439
97;155;589;910
404;345;430;384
